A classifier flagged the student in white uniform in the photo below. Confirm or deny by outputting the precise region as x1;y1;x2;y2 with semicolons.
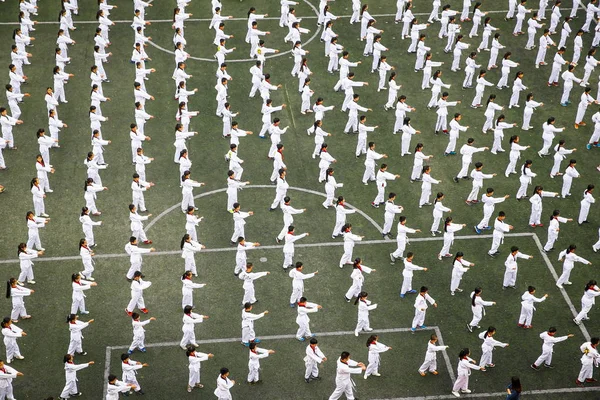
275;196;306;243
382;193;403;237
78;238;96;282
120;353;148;395
66;313;93;356
125;271;151;316
390;216;420;262
295;296;322;341
488;211;513;256
362;142;386;184
561;159;580;198
214;368;235;400
556;244;592;288
241;303;267;345
354;291;377;336
372;164;400;207
180;305;209;350
478;327;508;368
128;313;155;355
181;234;205;276
517;160;536;200
577;338;600;387
400;117;421;157
419;334;448;376
475;188;509;233
282;226;309;269
230;203;254;245
79;207;101;250
451;348;485;397
518;286;547;328
466;288;496;332
439;217;465;260
529;185;559;226
17;242;42;286
289;262;317;307
344;258;375;302
503;246;533;289
543;209;572;251
0;108;23;150
339;224;363;268
304;337;326;383
450;252;475;295
400;253;427;298
187;346;213;392
107;374;136;399
234;237;259;276
573;280;600;325
181;171;204;214
239;263;269;306
578;185;595;224
419;166;441;208
71;273;97;315
59;354;94;399
323;168;343;209
25;211;47;251
466;162;496;204
131;173;154;214
0;359;22;400
531;327;574;370
328;351;365;400
6;278;32;322
363;335;391;379
412;286;437;332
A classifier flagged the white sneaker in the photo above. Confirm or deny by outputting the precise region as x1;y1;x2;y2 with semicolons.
364;374;368;380
461;389;472;394
372;372;381;376
556;283;563;289
452;391;461;398
365;328;373;332
14;355;24;360
354;330;359;337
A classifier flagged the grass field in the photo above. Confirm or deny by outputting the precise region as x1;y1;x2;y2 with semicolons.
1;0;600;398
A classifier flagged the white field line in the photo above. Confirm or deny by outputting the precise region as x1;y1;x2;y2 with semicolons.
0;10;512;25
372;386;600;400
0;232;532;265
103;326;449;398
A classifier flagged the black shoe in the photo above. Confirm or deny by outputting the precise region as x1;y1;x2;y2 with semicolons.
453;177;459;183
305;378;310;383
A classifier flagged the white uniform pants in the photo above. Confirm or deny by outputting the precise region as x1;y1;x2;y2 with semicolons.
412;309;426;328
71;298;86;314
296;320;311;339
518;305;533;325
129;333;145;352
126;292;145;312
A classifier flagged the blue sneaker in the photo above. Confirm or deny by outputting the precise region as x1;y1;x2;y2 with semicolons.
127;349;134;355
140;348;146;353
561;102;568;107
254;338;261;344
449;151;457;155
419;325;427;329
485;226;492;230
407;290;417;294
400;293;406;298
242;342;250;347
587;144;592;150
297;337;306;342
310;333;316;337
411;327;416;332
290;303;296;308
474;226;481;234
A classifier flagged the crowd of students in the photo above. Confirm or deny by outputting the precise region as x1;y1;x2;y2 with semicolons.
3;0;600;398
